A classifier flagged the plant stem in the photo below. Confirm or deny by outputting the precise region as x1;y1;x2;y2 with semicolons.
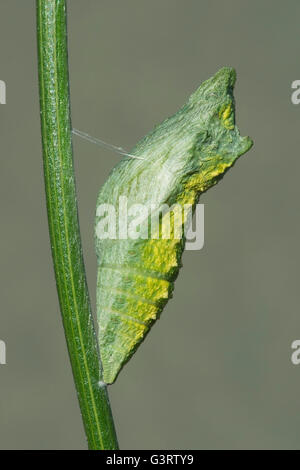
36;0;118;450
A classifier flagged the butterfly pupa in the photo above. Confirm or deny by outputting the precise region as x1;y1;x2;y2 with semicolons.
95;67;253;384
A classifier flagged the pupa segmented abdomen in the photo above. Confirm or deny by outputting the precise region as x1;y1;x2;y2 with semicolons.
96;235;184;384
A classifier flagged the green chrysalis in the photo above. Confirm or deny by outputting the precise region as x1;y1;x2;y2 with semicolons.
95;67;253;384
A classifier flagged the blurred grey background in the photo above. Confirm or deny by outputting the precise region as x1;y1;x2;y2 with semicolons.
0;0;300;450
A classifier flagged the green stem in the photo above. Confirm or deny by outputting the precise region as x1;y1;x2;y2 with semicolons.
36;0;118;450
